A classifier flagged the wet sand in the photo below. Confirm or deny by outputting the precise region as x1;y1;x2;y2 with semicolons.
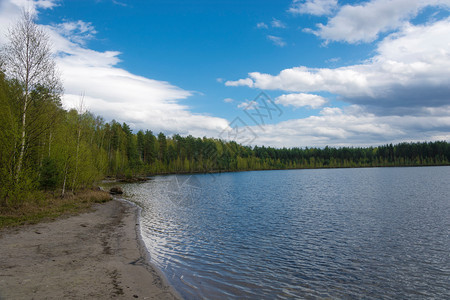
0;200;181;299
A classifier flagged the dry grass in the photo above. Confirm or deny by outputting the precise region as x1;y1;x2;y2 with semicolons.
0;189;112;229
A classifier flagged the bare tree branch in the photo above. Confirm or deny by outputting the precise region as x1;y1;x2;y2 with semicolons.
2;10;62;182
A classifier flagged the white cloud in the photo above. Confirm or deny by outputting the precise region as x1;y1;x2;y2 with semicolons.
228;65;372;97
53;20;97;45
276;93;327;109
0;0;59;43
225;78;254;87
34;0;58;9
6;0;58;12
267;35;287;47
256;22;268;29
226;16;450;146
310;0;450;43
112;0;127;7
325;57;340;63
1;0;229;137
0;1;22;44
51;35;228;136
242;105;450;147
289;0;338;16
224;98;234;103
226;18;450;111
237;100;258;109
271;18;287;28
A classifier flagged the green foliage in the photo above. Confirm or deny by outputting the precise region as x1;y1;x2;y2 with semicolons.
0;72;20;206
39;156;59;190
2;170;39;208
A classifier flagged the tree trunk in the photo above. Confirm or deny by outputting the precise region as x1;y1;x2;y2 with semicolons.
71;125;81;193
15;91;28;182
61;161;68;197
48;131;52;156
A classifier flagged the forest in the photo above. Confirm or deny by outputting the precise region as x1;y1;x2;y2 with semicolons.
1;13;449;209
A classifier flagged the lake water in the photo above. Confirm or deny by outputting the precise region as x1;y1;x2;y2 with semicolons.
123;167;450;299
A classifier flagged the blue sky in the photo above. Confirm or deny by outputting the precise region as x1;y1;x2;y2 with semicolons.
1;0;450;147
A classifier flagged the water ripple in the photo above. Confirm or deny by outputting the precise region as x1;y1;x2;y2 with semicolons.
125;167;450;299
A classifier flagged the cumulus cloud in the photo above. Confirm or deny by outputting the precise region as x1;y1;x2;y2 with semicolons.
226;18;450;111
275;93;327;109
267;35;287;47
309;0;450;43
245;105;450;147
289;0;338;16
212;102;450;147
225;14;450;146
1;0;229;137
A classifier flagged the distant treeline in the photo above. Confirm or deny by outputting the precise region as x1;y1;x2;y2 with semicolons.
107;125;450;175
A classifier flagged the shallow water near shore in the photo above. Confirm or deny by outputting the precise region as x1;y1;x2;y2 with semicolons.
124;167;450;299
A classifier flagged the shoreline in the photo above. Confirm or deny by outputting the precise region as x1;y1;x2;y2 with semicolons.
0;199;181;299
116;196;183;299
105;164;450;181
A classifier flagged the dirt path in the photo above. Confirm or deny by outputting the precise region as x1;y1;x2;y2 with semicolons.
0;200;181;299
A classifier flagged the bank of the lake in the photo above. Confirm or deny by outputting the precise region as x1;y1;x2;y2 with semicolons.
0;199;180;299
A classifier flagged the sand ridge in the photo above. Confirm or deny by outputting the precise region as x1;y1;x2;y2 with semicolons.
0;200;181;299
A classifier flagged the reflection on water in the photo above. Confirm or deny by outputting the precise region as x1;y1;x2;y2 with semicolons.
124;167;450;299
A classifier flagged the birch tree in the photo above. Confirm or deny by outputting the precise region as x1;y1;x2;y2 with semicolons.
2;11;61;182
69;95;82;192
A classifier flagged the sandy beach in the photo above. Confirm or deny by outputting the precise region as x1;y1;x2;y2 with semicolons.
0;200;181;299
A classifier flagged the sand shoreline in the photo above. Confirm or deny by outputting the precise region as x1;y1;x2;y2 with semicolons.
0;199;181;299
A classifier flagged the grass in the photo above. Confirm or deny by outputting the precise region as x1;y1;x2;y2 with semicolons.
0;189;112;229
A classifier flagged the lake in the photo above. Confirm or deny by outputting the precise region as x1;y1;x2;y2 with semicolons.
123;167;450;299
